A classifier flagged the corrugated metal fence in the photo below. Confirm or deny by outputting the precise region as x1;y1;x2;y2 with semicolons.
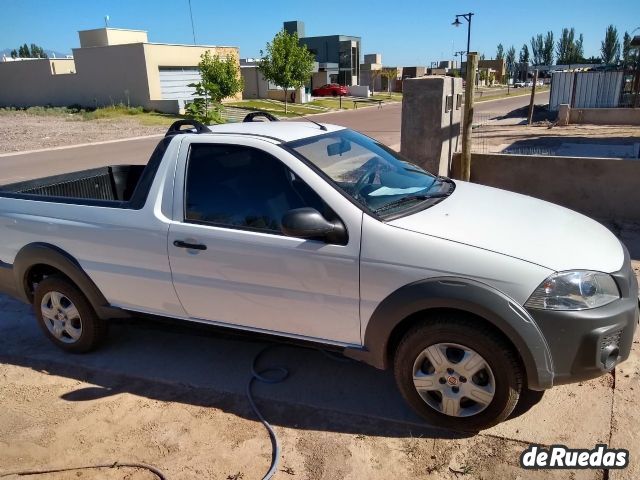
549;71;624;111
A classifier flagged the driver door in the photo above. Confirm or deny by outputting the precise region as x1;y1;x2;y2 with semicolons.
167;136;363;345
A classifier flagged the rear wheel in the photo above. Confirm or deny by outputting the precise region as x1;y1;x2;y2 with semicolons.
33;275;107;353
393;316;522;431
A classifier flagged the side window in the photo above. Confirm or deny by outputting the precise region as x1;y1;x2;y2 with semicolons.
185;144;327;233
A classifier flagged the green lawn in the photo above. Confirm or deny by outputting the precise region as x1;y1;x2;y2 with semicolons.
226;99;327;117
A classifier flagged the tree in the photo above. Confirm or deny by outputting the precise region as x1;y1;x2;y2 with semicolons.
258;30;315;114
556;28;584;64
496;43;504;60
556;28;574;64
185;50;243;124
601;25;621;65
30;43;47;58
622;31;638;69
530;34;544;65
575;34;584;62
369;69;382;94
381;69;397;97
18;43;29;58
13;43;47;59
519;44;530;64
480;53;486;61
505;46;516;81
543;31;554;65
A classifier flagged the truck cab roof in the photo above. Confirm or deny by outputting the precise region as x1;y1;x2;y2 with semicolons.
204;121;344;143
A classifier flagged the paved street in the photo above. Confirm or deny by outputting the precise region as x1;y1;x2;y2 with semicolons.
475;90;550;117
0;136;161;184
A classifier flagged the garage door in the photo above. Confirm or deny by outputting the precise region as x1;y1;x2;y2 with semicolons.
159;67;202;100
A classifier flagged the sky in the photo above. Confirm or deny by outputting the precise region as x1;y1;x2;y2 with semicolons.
1;0;639;65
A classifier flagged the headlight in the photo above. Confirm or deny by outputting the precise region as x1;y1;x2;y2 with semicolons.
525;271;619;310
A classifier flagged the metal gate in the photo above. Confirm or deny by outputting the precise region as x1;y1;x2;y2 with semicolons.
159;67;201;100
549;71;624;110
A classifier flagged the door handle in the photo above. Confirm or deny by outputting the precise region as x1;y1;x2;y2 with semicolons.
173;240;207;251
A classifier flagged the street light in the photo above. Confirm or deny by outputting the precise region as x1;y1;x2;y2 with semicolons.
452;12;474;55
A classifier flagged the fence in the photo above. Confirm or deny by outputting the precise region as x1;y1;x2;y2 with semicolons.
549;70;626;110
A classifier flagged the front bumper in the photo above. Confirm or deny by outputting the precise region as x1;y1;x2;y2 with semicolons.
527;246;639;386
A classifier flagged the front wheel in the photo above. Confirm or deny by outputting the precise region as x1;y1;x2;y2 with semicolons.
394;316;523;431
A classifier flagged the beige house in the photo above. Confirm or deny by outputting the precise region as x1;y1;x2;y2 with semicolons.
0;28;239;113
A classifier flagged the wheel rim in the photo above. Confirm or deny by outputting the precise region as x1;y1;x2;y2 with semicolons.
40;291;82;344
412;343;495;418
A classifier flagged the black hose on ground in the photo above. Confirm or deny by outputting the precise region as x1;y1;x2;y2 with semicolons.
0;462;167;479
0;345;351;480
247;345;289;480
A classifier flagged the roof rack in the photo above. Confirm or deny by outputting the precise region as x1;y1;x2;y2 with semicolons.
165;120;212;137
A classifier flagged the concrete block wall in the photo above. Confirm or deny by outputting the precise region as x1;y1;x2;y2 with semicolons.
451;152;640;223
569;107;640;126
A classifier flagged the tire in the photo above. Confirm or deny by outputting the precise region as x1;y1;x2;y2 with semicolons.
393;315;522;431
33;275;108;353
332;90;338;97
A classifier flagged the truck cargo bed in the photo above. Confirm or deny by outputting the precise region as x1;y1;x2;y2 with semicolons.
0;136;171;209
0;165;145;202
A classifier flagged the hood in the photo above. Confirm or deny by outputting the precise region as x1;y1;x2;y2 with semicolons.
388;181;624;273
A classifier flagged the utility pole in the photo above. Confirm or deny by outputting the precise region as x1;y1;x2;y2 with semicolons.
461;52;478;182
188;0;196;45
527;69;539;125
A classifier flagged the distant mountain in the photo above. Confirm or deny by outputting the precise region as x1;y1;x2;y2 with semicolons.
1;48;72;59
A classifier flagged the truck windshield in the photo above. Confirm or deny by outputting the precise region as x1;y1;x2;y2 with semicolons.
286;129;451;216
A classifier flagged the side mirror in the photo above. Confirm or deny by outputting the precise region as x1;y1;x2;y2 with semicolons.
281;208;347;244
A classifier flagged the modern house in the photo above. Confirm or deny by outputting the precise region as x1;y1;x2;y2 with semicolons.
284;20;361;87
240;57;310;103
461;59;506;83
0;27;239;113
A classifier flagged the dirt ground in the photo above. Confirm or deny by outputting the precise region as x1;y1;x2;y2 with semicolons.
472;123;640;154
0;359;617;480
0;111;165;153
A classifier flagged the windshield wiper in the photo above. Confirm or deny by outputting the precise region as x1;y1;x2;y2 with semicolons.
373;192;449;213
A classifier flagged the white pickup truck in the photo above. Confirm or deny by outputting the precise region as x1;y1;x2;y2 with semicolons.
0;119;637;430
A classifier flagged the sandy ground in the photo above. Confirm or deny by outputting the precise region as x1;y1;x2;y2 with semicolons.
0;359;617;480
0;111;165;154
0;254;637;480
472;123;640;154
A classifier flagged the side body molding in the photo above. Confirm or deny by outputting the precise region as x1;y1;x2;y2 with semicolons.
345;277;555;390
12;243;129;319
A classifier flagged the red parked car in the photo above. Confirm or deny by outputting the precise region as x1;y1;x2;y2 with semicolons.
312;83;349;97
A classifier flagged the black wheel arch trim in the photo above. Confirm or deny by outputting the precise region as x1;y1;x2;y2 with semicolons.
344;277;555;390
12;243;129;319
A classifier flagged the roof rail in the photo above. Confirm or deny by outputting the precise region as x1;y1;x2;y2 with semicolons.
165;120;212;137
242;111;280;123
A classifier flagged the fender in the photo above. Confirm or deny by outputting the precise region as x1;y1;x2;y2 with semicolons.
12;243;129;319
344;277;555;390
